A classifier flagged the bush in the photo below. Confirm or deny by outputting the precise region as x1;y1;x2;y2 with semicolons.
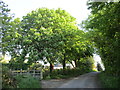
98;72;119;88
15;75;41;88
2;65;17;88
43;68;91;79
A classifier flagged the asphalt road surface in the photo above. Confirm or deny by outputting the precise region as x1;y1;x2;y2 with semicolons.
58;72;102;88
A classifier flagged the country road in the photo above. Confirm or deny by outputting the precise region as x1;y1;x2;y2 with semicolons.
58;72;102;88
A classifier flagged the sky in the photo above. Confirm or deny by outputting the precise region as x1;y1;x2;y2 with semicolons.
3;0;90;24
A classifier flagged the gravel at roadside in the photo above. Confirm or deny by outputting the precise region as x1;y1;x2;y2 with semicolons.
41;78;72;88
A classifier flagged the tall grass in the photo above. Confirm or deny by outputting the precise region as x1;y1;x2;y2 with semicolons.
98;72;119;88
15;75;41;88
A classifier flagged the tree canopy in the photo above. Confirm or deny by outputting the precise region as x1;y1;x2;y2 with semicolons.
1;2;94;72
82;1;120;76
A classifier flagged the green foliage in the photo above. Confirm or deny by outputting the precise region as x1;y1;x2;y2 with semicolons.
29;63;42;70
2;65;17;88
82;1;120;77
2;64;41;88
98;72;119;88
20;8;80;66
2;63;30;70
79;56;95;69
43;68;92;79
1;6;94;71
15;75;41;88
2;1;94;81
1;1;11;55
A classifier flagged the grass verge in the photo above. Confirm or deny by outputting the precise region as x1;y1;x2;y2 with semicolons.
98;71;119;88
15;75;41;88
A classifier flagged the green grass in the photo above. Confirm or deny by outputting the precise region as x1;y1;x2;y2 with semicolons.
15;75;41;88
98;72;119;88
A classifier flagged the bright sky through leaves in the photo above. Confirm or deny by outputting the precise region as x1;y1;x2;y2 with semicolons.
3;0;90;23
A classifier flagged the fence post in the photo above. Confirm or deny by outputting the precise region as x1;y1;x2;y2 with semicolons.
10;69;12;74
40;68;43;80
27;69;29;75
41;71;43;80
33;70;35;77
20;69;22;75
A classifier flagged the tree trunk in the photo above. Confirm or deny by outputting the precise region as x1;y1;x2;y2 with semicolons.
63;59;66;70
69;61;75;68
63;53;66;70
50;62;53;73
74;60;77;68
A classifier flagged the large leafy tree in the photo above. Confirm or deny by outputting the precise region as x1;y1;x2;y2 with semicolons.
1;1;21;59
1;0;12;57
18;8;94;71
1;5;94;72
0;1;19;88
1;1;27;68
82;1;120;76
18;8;78;70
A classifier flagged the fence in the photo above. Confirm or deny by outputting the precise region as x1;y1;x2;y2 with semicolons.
10;69;43;80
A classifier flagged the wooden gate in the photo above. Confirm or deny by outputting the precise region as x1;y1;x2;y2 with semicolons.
10;69;43;80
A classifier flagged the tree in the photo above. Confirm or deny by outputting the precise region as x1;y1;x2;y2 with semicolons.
0;1;23;65
0;0;28;68
17;8;78;71
82;1;120;76
0;1;18;88
20;7;94;71
2;6;94;73
1;0;13;57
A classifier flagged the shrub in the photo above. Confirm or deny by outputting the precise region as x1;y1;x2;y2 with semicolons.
15;75;41;88
2;65;17;88
43;68;91;79
98;72;119;88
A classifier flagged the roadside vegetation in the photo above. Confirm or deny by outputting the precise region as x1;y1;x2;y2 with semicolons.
1;0;120;88
2;65;41;88
15;75;41;88
98;72;119;88
44;68;97;80
1;1;95;88
82;1;120;88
